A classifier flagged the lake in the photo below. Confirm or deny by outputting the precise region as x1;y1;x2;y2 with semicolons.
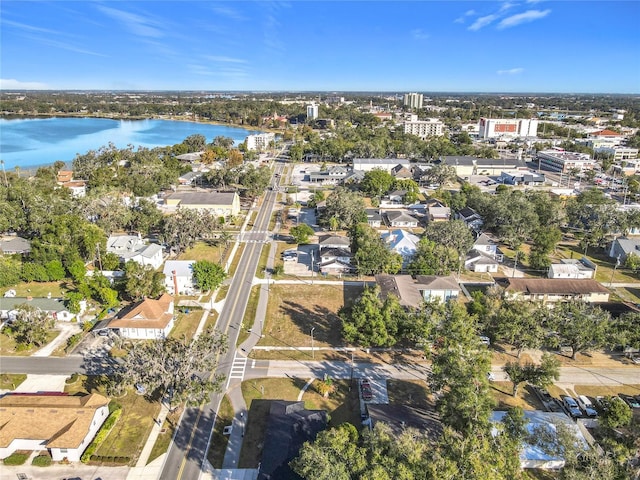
0;117;264;170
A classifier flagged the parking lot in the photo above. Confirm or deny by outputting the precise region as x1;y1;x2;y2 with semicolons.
282;244;317;277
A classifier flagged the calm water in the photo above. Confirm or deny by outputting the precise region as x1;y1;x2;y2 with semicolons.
0;117;263;169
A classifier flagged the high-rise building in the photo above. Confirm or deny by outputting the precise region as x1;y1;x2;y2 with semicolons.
306;103;319;120
403;119;444;139
403;93;424;109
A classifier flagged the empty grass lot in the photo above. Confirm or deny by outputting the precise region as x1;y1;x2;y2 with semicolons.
178;241;223;264
0;281;66;298
0;330;59;356
238;377;360;468
64;375;160;465
255;284;363;351
169;310;203;341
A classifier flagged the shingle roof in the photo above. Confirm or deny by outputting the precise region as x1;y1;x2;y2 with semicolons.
0;297;69;314
108;294;174;330
376;274;459;308
163;260;195;277
0;393;109;449
505;278;610;295
0;237;31;254
166;191;237;206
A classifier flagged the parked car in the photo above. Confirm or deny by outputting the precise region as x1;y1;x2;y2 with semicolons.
562;396;582;418
576;395;598;417
479;336;491;346
537;387;553;403
619;394;640;409
360;379;373;401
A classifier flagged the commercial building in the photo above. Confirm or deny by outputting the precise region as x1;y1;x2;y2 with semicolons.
478;118;538;139
403;93;423;110
164;191;240;217
536;149;596;173
246;132;275;151
352;158;410;173
403;119;444;138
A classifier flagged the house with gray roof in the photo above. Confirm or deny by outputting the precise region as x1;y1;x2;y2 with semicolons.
381;229;420;262
0;297;77;322
383;210;419;228
376;274;460;308
258;401;327;480
318;234;351;252
609;236;640;263
365;208;382;228
0;237;31;255
107;235;164;270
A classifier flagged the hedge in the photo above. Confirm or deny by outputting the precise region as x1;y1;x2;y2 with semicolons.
32;455;52;467
89;455;130;464
81;404;123;463
3;452;29;465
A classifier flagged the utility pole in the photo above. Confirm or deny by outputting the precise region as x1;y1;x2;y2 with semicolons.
310;327;315;360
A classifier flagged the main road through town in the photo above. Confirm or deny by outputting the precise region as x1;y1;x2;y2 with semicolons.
156;159;286;480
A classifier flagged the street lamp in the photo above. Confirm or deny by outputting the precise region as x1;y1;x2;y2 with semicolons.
310;327;316;359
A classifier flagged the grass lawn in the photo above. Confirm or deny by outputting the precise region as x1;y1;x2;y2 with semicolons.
206;395;234;468
0;373;26;390
238;286;260;346
64;375;160;466
239;377;360;468
169;310;203;341
147;407;183;465
228;244;245;276
387;379;433;409
216;285;230;302
0;330;59;356
554;244;639;284
255;245;270;279
0;281;67;298
257;284;363;349
489;383;546;410
178;241;223;264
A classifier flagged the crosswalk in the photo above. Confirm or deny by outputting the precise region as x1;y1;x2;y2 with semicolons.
226;353;247;388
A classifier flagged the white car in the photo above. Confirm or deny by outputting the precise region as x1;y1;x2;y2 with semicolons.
576;395;598;417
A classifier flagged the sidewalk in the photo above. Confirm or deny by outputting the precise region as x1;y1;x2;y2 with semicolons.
221;385;248;469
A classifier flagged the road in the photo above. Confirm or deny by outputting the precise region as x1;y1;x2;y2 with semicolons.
2;357;638;389
158;156;286;480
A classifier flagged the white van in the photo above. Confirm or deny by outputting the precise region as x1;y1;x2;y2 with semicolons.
576;395;598;417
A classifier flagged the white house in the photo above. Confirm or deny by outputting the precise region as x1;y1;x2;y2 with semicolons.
548;258;596;279
376;274;460;308
107;294;175;339
106;235;164;270
163;260;197;294
609;237;640;263
0;393;109;462
465;252;499;273
383;210;420;228
0;297;79;322
381;229;420;263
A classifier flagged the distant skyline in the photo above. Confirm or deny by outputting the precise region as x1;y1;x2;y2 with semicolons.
1;1;639;94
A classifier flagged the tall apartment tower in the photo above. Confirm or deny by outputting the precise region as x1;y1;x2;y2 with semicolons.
403;93;424;110
306;103;319;120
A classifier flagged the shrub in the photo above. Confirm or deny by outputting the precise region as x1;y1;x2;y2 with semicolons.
66;334;83;351
65;373;79;385
3;452;29;465
81;406;122;463
31;454;52;467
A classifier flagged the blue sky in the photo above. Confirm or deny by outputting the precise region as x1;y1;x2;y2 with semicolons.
1;1;638;93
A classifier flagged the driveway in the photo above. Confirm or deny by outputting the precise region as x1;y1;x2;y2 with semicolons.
14;374;68;393
33;321;82;357
282;244;317;277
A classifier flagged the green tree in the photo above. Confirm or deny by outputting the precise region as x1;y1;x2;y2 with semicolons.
109;328;228;410
20;262;49;282
122;261;166;301
407;237;460;275
547;301;611;360
9;304;55;347
424;219;475;259
67;259;87;284
192;260;227;291
624;253;640;273
425;164;457;186
290;224;315;244
503;353;560;397
492;301;547;358
0;256;21;287
360;169;395;197
599;396;632;429
350;223;402;275
45;259;66;281
339;286;402;347
321;187;366;230
65;291;85;315
528;226;562;270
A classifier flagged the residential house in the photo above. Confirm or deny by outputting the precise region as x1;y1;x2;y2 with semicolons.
0;236;31;255
473;233;499;258
491;411;588;470
258;401;328;480
391;164;413;179
176;152;205;162
163;260;197;294
318;248;354;275
318;234;351;252
56;170;87;197
386;190;408;205
0;297;79;322
503;278;610;304
106;234;164;270
609;237;640;263
381;229;420;262
365;209;382;228
178;171;203;186
107;294;175;339
548;258;596;279
383;210;419;228
427;202;451;222
164;191;240;217
376;274;460;308
465;251;500;273
456;207;484;232
0;392;110;462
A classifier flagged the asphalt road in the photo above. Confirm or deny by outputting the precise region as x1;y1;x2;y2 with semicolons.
158;159;286;480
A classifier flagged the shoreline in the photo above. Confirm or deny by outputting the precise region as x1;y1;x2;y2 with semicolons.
0;112;284;134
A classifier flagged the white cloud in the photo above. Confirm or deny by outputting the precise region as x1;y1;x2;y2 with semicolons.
96;5;164;38
411;29;429;40
468;14;499;31
465;9;476;16
210;5;247;21
1;19;63;36
0;79;49;90
497;68;524;75
204;55;247;64
498;9;551;29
